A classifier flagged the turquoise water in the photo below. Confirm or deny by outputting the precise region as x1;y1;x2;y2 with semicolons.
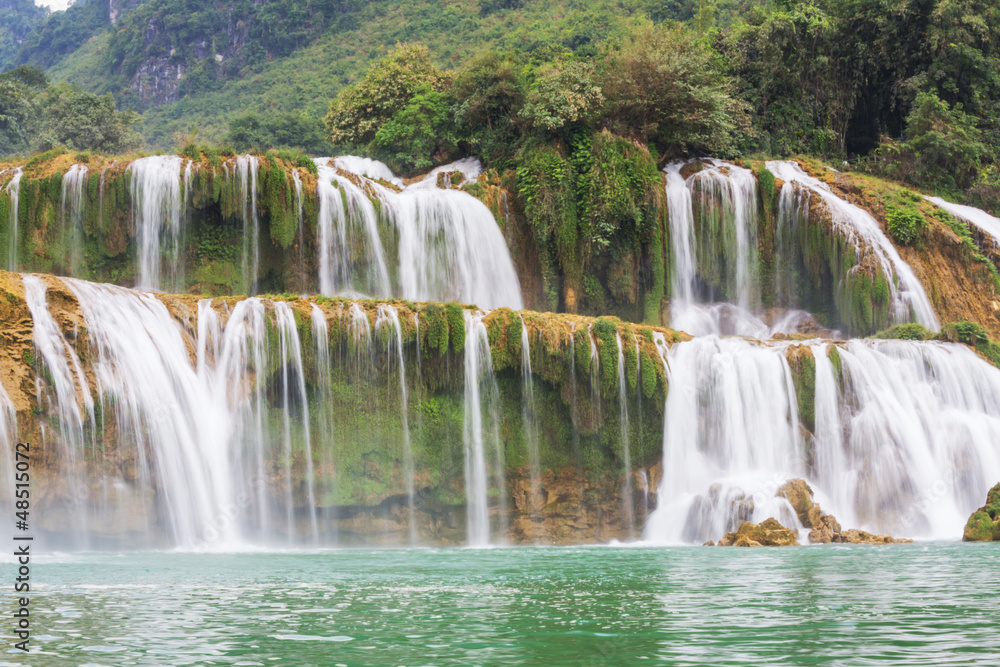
3;543;998;666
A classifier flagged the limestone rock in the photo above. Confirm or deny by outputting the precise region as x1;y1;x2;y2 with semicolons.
719;518;799;547
962;482;1000;541
777;478;815;526
702;540;715;547
833;529;912;545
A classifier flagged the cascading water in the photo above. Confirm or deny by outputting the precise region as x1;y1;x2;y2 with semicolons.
4;167;22;271
375;304;417;544
274;302;319;543
519;315;542;519
925;196;1000;248
235;155;261;294
0;381;16;514
310;303;337;541
462;310;505;546
615;333;635;537
767;160;939;331
61;164;88;275
646;336;805;544
128;156;185;292
316;157;523;308
314;158;392;297
665;159;819;338
645;336;1000;543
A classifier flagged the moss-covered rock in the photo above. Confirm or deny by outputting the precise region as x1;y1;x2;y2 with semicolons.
962;482;1000;541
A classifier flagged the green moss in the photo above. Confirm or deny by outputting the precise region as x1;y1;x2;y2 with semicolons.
940;321;1000;368
875;323;932;340
446;303;465;354
787;348;816;433
592;317;618;396
640;351;657;400
624;342;637;392
424;303;450;358
963;510;998;541
827;346;842;379
886;205;923;245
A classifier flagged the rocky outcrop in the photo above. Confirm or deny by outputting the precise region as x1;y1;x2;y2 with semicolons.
963;482;1000;541
777;478;911;544
718;518;799;547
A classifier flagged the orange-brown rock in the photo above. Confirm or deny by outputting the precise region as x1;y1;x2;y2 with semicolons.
719;518;799;547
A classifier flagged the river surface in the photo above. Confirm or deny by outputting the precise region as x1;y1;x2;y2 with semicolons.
3;543;997;665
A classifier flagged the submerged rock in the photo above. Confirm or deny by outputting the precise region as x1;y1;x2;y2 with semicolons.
718;518;799;547
832;529;912;544
962;482;1000;541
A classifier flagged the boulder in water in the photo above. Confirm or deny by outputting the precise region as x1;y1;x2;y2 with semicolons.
833;529;912;545
962;482;1000;542
718;518;799;547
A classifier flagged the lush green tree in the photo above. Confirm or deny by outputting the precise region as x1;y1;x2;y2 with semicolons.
601;22;744;156
452;50;528;169
372;85;457;173
36;85;144;153
717;1;848;156
324;43;450;148
519;60;604;134
901;91;985;191
225;111;333;154
0;65;47;155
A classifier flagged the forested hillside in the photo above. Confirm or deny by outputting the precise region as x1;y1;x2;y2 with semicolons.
1;0;998;212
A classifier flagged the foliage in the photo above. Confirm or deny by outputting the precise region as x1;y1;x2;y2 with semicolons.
601;21;743;156
899;91;986;192
35;84;143;154
519;61;604;134
0;0;47;70
1;70;142;155
885;206;924;245
224;111;334;155
372;85;457;174
16;0;108;70
324;43;449;148
874;323;933;340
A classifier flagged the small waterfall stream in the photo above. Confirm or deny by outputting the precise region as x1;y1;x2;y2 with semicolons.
4;167;22;272
129;156;185;292
61;164;88;276
767;160;939;330
615;333;634;537
518;315;542;521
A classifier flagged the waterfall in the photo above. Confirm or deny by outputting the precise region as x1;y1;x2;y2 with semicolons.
235;155;260;294
463;310;505;546
811;339;1000;537
61;164;88;276
0;382;17;515
375;304;417;545
318;157;523;309
314;158;392;297
519;315;542;520
664;159;815;338
22;276;94;544
310;304;337;543
766;160;939;331
615;333;634;537
128;156;185;291
645;336;1000;543
925;196;1000;248
274;302;319;543
646;336;805;544
5;167;22;271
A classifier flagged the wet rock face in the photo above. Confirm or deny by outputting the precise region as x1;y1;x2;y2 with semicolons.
963;482;1000;541
718;518;799;547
